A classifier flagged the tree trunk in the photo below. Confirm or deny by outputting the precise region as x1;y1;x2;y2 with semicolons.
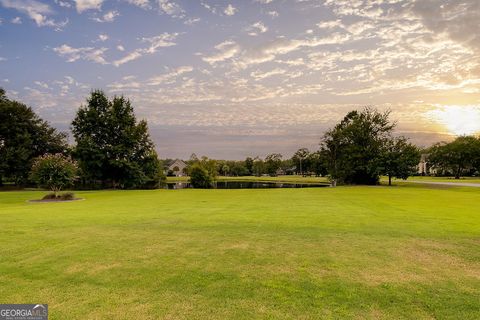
455;166;461;179
388;175;392;186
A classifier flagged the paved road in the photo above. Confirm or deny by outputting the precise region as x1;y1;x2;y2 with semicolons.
408;181;480;188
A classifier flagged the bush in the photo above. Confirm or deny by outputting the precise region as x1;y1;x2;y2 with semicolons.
41;192;76;201
189;165;214;188
30;153;77;197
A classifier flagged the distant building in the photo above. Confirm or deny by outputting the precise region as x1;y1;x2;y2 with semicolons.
168;159;188;176
418;154;436;175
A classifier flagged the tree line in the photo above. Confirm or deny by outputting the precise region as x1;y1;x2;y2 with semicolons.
1;87;479;191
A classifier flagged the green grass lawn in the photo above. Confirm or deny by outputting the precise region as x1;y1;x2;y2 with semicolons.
1;185;479;319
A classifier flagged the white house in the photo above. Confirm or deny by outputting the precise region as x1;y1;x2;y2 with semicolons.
168;159;188;177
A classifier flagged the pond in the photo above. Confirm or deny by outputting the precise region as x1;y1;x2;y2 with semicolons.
165;181;330;189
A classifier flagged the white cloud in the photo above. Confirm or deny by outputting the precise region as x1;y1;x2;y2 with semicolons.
93;10;119;22
117;45;125;51
127;0;150;9
267;10;278;18
0;0;67;29
53;44;108;64
184;17;200;25
224;4;237;16
97;34;108;42
247;21;268;36
147;66;193;85
74;0;103;13
158;0;184;18
251;68;286;80
11;16;22;24
113;32;179;66
202;40;240;65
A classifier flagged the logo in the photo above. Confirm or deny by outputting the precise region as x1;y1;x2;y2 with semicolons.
0;304;48;320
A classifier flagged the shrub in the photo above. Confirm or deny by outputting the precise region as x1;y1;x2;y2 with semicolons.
41;191;76;201
30;153;77;197
189;165;214;188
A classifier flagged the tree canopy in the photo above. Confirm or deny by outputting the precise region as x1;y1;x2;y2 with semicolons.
71;90;163;189
428;136;480;178
0;88;67;185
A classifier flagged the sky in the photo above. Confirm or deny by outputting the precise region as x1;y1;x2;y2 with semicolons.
1;0;480;159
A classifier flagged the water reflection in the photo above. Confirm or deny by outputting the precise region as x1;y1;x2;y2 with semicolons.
165;181;329;189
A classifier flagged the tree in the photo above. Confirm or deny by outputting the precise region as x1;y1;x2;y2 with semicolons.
428;136;480;179
71;90;163;189
189;164;214;188
265;153;283;176
308;151;328;177
292;148;310;175
0;88;67;185
245;157;254;175
252;157;264;176
381;137;420;186
30;154;77;197
320;108;395;185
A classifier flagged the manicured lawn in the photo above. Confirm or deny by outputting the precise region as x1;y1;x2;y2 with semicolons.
1;185;479;319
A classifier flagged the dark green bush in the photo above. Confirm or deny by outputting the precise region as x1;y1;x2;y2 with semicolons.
189;165;214;188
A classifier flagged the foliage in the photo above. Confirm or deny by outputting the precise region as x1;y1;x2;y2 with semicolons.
252;157;264;176
292;148;310;175
71;90;163;189
428;136;480;179
265;153;283;176
245;157;254;175
42;191;76;201
189;164;214;188
30;153;77;196
0;88;67;185
381;137;421;185
320;107;395;185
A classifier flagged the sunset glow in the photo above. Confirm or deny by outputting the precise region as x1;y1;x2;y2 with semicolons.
428;106;480;136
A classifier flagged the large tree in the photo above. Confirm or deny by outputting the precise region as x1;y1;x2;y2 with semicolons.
291;148;310;175
320;108;395;185
0;88;67;185
71;90;163;189
381;137;420;186
428;136;480;179
265;153;283;176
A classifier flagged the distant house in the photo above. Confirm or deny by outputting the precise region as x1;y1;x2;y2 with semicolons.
418;154;436;175
168;159;188;177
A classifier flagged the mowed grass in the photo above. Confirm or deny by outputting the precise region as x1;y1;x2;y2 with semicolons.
1;185;480;319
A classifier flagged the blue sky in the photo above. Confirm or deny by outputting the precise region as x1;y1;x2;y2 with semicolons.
1;0;480;159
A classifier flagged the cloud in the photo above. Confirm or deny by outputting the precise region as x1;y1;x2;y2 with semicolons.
74;0;103;13
117;45;125;51
53;44;108;64
147;66;194;85
0;0;67;29
250;68;286;80
267;11;278;18
93;10;119;22
247;21;268;36
11;16;22;24
237;33;351;67
224;4;237;16
158;0;184;18
127;0;150;9
113;32;179;66
97;34;108;42
202;40;240;65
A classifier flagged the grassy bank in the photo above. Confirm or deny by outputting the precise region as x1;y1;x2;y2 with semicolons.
1;185;479;319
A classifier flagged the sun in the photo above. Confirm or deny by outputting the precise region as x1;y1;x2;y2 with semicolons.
427;105;480;136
